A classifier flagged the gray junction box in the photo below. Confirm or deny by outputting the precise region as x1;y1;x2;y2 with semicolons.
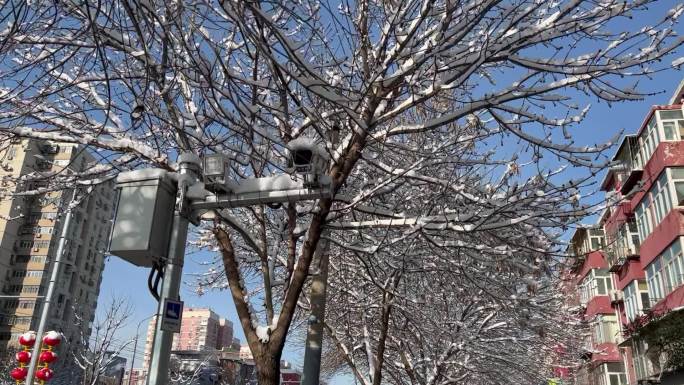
109;169;177;267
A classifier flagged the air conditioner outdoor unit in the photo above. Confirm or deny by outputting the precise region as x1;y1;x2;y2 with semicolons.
610;290;624;303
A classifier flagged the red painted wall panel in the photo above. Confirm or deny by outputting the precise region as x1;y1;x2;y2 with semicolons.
591;342;622;364
585;296;614;319
615;259;645;291
651;285;684;314
639;209;684;267
577;251;609;283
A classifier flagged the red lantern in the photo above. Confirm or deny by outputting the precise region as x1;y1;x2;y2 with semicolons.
39;350;58;363
15;350;31;363
36;367;54;381
10;367;28;380
18;331;36;346
42;331;62;347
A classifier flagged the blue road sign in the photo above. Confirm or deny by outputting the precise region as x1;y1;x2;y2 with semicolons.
161;299;183;332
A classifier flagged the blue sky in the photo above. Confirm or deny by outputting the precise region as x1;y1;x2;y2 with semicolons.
95;2;684;382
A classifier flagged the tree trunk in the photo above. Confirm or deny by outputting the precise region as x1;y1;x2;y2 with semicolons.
254;349;281;385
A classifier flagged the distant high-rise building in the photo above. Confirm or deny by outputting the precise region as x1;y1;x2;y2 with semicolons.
143;308;237;372
171;307;232;351
217;318;234;350
0;139;115;350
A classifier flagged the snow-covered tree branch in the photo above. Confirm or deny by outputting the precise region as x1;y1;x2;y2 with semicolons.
0;0;682;383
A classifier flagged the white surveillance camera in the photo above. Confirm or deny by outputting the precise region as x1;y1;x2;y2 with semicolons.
287;138;329;188
203;153;232;193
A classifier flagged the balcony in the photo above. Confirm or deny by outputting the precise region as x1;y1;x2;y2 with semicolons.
607;245;640;272
612;136;643;195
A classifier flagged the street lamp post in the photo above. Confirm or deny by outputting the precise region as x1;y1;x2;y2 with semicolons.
128;314;156;385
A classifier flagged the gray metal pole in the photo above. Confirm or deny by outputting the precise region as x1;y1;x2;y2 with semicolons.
301;237;330;385
26;189;76;385
146;153;198;385
302;124;338;385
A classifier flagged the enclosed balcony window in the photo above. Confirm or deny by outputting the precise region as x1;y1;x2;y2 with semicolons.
593;314;619;344
623;280;650;322
589;228;605;251
638;116;660;165
671;167;684;206
597;362;628;385
645;238;684;304
635;168;684;242
659;109;684;141
579;269;613;305
573;227;605;256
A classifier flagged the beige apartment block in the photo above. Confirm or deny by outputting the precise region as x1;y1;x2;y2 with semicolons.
0;138;115;351
142;308;236;373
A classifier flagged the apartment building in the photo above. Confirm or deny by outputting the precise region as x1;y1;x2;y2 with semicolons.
142;308;236;376
173;308;231;351
564;81;684;385
0;138;115;350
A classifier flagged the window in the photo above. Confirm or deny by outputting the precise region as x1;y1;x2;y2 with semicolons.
579;269;613;304
27;212;57;223
4;300;18;309
13;255;31;263
18;300;37;309
647;259;665;303
659;109;684;141
635;202;651;243
639;116;660;163
30;256;49;263
18;240;32;249
22;285;43;294
14;317;32;325
635;168;684;242
646;238;684;304
651;172;672;225
33;226;53;235
671;168;684;206
623;281;650;322
593;315;619;344
597;363;627;385
53;159;70;167
662;240;684;293
18;240;50;249
12;270;27;278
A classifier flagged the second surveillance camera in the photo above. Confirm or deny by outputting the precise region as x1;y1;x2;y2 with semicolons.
287;138;329;188
203;153;232;193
